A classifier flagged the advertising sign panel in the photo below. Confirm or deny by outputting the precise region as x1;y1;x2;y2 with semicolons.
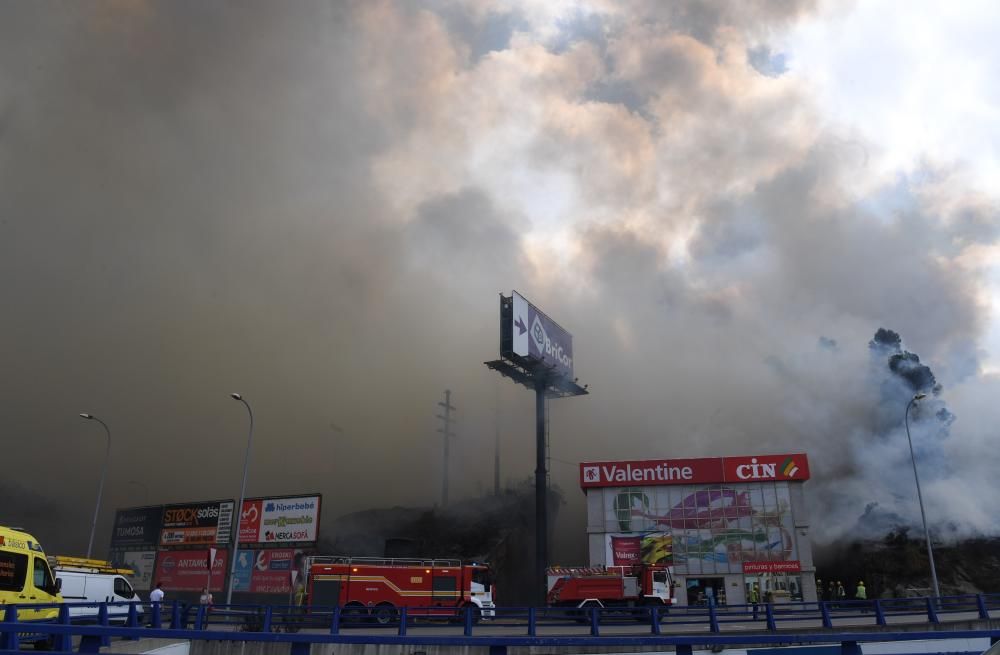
742;560;802;574
237;496;320;544
232;548;301;594
110;549;156;591
580;454;810;488
510;291;574;379
605;533;673;566
153;549;228;592
239;500;263;543
110;506;163;549
159;500;235;546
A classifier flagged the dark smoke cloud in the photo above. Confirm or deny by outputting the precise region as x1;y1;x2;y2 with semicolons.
1;0;999;564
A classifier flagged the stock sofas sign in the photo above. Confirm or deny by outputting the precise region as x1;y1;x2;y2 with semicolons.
159;500;235;546
238;495;320;545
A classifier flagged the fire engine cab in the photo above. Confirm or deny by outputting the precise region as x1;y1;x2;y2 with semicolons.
303;556;495;623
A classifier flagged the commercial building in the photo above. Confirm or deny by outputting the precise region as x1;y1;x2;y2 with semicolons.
580;453;814;606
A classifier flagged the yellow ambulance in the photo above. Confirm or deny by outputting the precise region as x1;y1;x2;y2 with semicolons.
0;525;63;620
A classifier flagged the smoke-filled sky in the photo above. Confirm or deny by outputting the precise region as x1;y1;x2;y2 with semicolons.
3;0;1000;559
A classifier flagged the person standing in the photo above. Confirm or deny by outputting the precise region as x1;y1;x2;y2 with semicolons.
199;587;214;607
150;582;165;604
836;581;846;604
855;580;867;602
827;581;836;603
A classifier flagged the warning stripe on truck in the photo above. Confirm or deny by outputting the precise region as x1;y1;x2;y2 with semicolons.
313;574;461;597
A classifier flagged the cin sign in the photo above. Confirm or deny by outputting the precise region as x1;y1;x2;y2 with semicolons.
735;458;778;480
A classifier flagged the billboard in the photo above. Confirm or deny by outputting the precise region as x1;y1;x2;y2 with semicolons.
507;291;574;379
595;483;799;576
605;533;673;566
159;500;235;546
580;454;810;488
110;506;163;549
232;548;302;594
153;549;228;592
238;495;320;545
110;549;156;591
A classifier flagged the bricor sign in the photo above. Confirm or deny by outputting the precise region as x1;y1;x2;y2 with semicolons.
159;500;235;546
742;560;802;574
580;454;810;488
508;290;574;379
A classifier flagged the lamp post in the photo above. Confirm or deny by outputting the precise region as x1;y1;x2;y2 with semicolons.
225;393;254;605
904;393;941;599
79;414;111;559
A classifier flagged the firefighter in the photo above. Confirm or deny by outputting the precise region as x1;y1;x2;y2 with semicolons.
286;581;306;633
855;580;867;600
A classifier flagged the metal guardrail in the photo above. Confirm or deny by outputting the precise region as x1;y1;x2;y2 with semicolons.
2;594;1000;654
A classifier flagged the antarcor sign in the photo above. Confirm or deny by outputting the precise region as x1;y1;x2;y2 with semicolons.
579;454;810;488
238;495;320;545
509;290;574;379
153;549;228;592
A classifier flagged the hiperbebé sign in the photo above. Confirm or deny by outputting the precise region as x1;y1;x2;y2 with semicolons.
509;291;574;379
580;454;810;488
237;495;320;545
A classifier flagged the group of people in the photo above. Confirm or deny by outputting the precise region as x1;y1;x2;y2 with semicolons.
818;578;867;601
146;581;214;607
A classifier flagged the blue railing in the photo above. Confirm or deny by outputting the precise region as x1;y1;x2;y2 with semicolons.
3;593;1000;654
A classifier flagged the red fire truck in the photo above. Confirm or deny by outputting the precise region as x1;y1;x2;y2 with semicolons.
546;564;675;609
303;556;495;623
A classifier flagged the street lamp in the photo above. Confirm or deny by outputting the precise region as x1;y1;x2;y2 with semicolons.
904;393;941;599
79;413;111;559
225;393;254;605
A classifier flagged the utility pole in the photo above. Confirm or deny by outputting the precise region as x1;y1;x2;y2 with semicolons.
436;390;456;507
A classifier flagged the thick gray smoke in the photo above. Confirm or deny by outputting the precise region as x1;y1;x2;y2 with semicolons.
2;1;999;561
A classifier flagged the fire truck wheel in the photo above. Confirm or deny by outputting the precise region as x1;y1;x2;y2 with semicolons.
343;604;367;625
372;604;397;625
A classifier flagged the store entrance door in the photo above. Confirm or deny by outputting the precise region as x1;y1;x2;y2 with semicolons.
686;577;726;606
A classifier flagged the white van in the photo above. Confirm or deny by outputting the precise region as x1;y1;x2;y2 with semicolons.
50;556;142;623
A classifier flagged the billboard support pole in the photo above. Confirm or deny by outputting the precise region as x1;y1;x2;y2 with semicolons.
535;376;548;606
486;291;589;606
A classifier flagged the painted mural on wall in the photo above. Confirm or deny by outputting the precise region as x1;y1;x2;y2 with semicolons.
603;482;796;575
